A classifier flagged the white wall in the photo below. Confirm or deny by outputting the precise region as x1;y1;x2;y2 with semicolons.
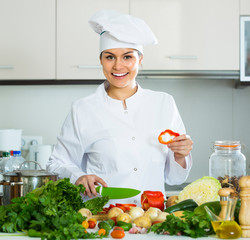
0;78;250;182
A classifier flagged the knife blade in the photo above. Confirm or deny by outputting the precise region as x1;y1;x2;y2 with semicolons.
96;186;141;199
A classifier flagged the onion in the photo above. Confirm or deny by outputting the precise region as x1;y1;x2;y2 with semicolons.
144;207;162;222
155;211;169;222
107;207;124;219
116;213;132;223
128;207;144;221
78;208;92;220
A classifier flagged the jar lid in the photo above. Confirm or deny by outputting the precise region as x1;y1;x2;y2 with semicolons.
214;140;240;148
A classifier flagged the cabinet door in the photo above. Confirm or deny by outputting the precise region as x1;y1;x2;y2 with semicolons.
131;0;239;70
240;0;250;15
0;0;55;80
57;0;129;80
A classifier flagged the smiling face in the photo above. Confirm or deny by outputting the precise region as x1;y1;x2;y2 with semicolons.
100;48;143;91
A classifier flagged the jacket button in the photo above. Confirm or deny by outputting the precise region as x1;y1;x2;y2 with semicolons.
134;168;137;171
132;137;136;140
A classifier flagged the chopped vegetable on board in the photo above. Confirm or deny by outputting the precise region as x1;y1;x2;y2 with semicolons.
177;176;221;206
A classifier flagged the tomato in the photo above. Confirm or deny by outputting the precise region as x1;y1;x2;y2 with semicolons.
98;228;106;236
113;227;125;232
88;220;96;229
116;204;136;212
88;218;97;224
111;230;125;239
82;220;89;229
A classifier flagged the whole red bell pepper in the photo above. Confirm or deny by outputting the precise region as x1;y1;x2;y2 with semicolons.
141;191;165;211
158;129;180;145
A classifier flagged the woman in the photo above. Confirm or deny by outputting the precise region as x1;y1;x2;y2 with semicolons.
47;10;193;205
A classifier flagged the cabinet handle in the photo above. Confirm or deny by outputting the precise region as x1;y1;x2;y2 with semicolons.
0;65;15;69
77;65;102;69
167;55;198;60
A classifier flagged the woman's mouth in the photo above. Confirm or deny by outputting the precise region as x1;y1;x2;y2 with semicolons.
111;72;129;79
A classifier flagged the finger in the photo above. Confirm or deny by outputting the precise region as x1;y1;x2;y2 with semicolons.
95;177;108;188
83;180;92;198
89;181;98;196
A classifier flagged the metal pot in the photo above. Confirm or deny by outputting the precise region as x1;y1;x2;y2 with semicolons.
0;161;57;205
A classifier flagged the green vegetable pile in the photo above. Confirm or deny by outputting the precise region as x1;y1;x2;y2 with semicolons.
0;178;109;240
149;210;213;238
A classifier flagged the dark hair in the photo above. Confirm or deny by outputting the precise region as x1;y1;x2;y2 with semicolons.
100;49;143;59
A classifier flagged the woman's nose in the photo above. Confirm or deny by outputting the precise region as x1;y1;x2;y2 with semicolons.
113;58;123;70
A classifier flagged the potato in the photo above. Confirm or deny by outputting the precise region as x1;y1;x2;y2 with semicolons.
116;213;132;223
165;195;178;208
107;207;124;219
128;207;144;221
133;215;152;229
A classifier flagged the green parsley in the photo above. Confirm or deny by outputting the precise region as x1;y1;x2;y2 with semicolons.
149;210;214;238
0;178;109;240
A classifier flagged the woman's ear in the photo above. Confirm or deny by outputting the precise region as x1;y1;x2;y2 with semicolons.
139;55;144;65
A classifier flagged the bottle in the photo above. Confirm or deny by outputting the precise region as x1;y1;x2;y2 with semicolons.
215;192;242;239
8;150;26;170
209;141;246;194
0;151;11;172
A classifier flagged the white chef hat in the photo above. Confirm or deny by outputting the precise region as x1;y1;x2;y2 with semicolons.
88;9;158;54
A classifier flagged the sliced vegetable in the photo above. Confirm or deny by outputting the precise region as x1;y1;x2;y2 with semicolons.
158;129;180;145
165;199;198;213
177;176;221;205
141;191;165;211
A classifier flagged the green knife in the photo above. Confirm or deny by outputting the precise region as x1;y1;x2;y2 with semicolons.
96;186;141;199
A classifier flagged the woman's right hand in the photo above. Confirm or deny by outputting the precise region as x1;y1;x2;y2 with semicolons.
75;174;108;198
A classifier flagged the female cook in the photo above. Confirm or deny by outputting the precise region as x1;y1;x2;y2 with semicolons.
47;10;193;205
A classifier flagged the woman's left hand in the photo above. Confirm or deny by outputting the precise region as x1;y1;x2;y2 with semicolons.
167;134;193;166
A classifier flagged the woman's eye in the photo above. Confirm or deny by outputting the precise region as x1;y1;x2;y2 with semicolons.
124;55;132;60
106;55;114;60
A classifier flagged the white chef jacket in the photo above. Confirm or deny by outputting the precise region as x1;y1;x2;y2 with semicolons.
47;82;192;206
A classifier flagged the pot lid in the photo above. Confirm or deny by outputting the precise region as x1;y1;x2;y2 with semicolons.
3;161;57;177
3;169;57;177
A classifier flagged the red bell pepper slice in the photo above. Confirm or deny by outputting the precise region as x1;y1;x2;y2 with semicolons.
158;129;180;145
141;191;165;211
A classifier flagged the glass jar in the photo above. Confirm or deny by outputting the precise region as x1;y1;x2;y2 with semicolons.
209;141;246;194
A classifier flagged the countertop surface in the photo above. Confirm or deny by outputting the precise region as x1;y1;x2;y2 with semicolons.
1;232;250;240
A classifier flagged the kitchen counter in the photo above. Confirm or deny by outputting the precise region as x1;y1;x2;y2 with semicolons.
1;232;250;240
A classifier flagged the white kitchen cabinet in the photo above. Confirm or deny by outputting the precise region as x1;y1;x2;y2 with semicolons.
57;0;129;80
240;0;250;15
0;0;55;80
131;0;239;71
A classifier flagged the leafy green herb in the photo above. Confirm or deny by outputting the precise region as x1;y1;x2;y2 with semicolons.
0;178;109;240
149;211;214;238
82;196;109;215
